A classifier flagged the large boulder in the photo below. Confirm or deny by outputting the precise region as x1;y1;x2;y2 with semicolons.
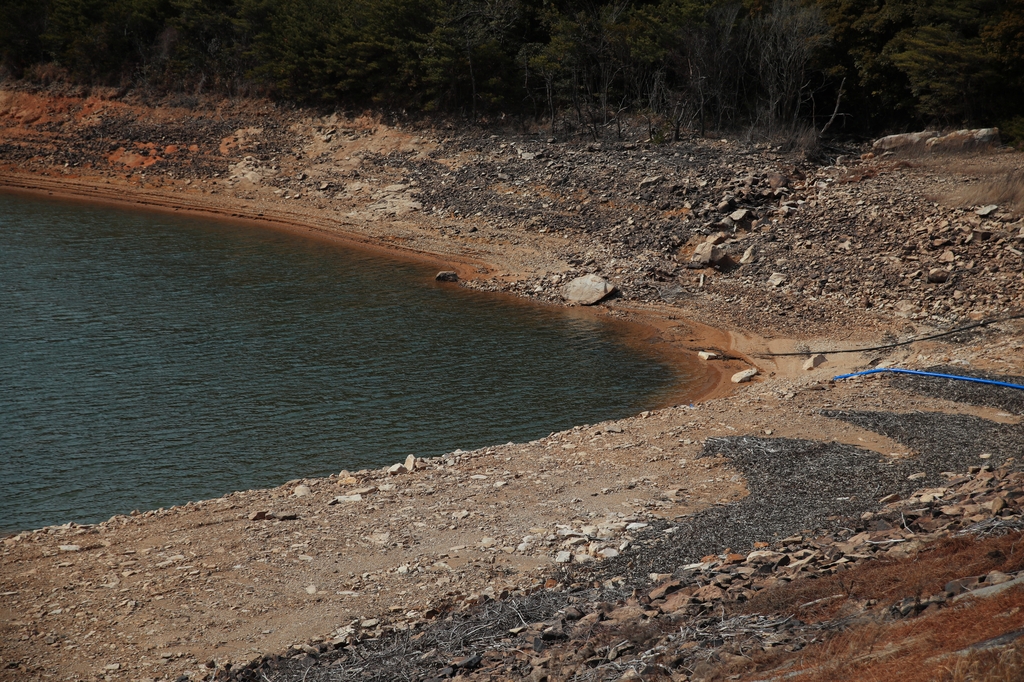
563;274;616;305
926;128;1000;152
872;131;939;151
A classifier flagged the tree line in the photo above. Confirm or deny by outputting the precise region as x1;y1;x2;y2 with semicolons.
2;0;1022;139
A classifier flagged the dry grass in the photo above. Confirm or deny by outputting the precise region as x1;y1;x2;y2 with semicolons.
736;532;1024;623
923;157;1024;217
942;643;1024;682
718;531;1024;682
749;589;1024;682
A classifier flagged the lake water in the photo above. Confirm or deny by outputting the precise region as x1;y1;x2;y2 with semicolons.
0;192;693;531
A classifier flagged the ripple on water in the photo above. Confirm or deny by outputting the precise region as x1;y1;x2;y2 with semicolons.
0;192;693;531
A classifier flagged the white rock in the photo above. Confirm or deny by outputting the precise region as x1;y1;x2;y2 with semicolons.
697;351;718;361
58;545;81;552
331;494;363;504
554;551;572;563
692;241;725;266
740;245;756;264
293;484;312;497
872;131;939;151
388;463;409;475
926;128;1000;152
599;547;620;559
305;585;317;594
767;272;787;287
732;368;758;383
976;204;999;217
404;454;417;470
563;274;616;305
802;354;827;370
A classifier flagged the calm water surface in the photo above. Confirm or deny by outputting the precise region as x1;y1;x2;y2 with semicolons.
0;193;692;531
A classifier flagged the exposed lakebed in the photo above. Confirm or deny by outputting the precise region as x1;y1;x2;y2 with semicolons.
0;193;695;531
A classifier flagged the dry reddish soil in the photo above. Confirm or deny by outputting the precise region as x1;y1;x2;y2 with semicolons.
1;84;1023;682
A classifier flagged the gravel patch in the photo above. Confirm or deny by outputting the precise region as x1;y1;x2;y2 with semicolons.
887;364;1024;415
824;410;1023;472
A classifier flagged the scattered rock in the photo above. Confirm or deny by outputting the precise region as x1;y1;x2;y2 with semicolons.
767;272;787;287
927;269;950;284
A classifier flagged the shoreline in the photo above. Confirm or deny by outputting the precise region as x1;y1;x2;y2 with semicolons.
0;171;741;412
3;87;1022;681
0;172;733;536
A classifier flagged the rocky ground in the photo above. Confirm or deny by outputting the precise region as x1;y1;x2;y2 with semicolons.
1;82;1024;681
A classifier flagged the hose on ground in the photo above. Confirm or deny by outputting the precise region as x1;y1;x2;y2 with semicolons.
832;368;1024;391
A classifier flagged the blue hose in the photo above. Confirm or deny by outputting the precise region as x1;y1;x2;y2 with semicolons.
832;368;1024;391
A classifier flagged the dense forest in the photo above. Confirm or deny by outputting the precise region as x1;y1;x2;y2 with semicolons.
1;0;1022;139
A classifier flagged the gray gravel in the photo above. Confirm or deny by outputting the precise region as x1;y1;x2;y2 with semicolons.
888;364;1024;415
